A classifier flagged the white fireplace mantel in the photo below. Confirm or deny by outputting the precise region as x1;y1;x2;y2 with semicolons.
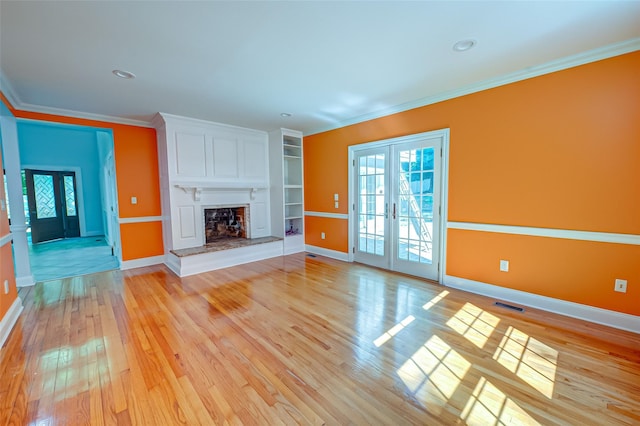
174;182;268;201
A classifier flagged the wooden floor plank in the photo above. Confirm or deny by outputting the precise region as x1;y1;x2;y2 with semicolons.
2;253;639;425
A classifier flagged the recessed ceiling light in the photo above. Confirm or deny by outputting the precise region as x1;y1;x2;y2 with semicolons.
112;69;136;79
280;113;292;118
453;39;477;52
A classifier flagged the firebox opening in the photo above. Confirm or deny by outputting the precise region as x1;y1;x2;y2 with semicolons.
204;206;249;244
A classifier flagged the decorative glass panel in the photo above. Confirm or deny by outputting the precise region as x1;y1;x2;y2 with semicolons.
64;175;77;216
34;174;56;219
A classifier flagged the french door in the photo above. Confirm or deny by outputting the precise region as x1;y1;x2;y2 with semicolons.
25;169;80;244
353;133;443;281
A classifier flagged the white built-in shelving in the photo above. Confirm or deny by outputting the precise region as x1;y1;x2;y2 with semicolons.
270;129;304;254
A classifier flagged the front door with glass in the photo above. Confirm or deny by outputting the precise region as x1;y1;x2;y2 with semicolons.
25;169;80;244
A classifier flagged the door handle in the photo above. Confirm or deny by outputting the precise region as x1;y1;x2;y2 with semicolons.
385;203;388;219
393;203;396;219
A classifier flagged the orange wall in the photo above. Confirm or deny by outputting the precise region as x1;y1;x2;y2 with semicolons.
120;221;165;261
304;51;640;315
0;145;18;321
447;229;640;314
305;216;349;252
3;105;164;261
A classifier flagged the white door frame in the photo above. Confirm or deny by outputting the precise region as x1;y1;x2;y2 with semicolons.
348;128;450;283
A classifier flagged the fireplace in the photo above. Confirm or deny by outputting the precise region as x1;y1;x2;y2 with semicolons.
204;205;249;244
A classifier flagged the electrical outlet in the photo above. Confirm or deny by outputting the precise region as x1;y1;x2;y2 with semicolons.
321;232;326;240
614;279;627;293
131;196;137;205
334;193;339;201
499;260;509;272
3;280;8;295
334;201;339;208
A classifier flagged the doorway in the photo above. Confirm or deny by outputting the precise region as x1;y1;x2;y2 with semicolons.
25;169;80;243
351;130;448;281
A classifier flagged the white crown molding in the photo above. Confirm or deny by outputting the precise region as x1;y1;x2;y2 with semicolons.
155;112;267;135
444;275;640;334
12;102;154;128
448;222;640;246
0;297;23;349
307;38;640;136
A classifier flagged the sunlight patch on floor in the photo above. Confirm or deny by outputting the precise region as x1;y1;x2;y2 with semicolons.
493;326;558;398
374;315;415;347
397;335;471;409
461;376;541;425
446;302;500;349
34;338;109;403
422;290;449;310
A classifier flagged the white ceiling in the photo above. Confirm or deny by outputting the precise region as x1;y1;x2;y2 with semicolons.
1;1;639;134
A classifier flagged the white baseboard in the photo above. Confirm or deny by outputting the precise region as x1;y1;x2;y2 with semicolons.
0;297;23;349
305;245;350;262
16;275;35;287
444;275;640;334
120;255;165;270
165;253;181;276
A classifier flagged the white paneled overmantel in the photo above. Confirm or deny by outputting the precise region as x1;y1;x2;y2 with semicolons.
153;113;272;253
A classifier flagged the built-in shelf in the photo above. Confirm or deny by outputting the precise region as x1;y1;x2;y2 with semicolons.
270;129;305;255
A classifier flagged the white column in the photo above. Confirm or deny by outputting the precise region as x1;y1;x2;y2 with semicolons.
0;114;35;287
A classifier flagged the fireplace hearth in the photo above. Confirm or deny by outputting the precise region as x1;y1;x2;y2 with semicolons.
204;206;248;244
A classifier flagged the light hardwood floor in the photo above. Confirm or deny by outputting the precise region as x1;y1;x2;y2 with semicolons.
1;253;639;425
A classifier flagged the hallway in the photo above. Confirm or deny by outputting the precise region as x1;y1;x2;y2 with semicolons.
27;236;119;282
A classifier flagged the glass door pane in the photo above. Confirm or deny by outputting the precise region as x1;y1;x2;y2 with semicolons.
354;148;389;269
391;137;441;281
396;147;434;264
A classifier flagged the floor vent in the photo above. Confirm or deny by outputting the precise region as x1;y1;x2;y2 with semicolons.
306;254;317;258
494;301;525;312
